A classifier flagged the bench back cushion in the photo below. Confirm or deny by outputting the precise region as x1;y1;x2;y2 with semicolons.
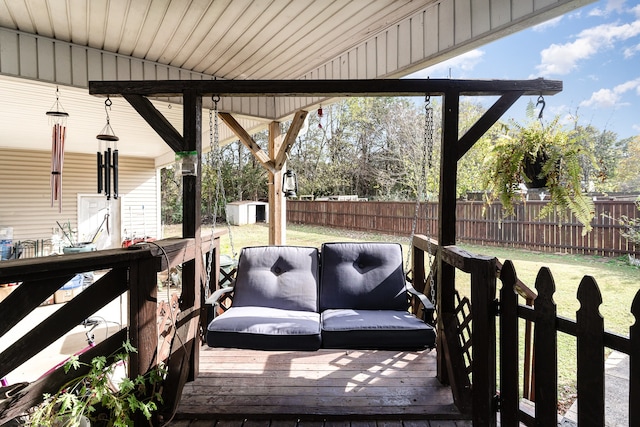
319;242;407;311
232;246;319;312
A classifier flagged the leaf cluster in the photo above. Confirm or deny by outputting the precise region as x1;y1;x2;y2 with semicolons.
29;340;166;427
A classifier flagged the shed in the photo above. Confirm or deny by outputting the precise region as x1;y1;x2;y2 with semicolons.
226;201;269;226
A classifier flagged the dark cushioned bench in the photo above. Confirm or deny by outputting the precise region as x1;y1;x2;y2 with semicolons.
206;242;436;351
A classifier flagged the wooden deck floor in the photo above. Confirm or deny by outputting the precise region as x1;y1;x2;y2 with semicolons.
167;347;470;426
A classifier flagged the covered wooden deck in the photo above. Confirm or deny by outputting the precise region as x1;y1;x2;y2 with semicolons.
167;347;470;426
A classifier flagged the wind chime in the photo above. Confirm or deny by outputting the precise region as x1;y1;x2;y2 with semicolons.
96;97;119;200
46;87;69;213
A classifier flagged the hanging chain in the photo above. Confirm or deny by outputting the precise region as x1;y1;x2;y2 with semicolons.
205;95;232;293
205;101;216;293
423;95;437;311
424;96;434;169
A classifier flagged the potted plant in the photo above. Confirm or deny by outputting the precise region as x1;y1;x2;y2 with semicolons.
29;340;166;427
483;108;596;234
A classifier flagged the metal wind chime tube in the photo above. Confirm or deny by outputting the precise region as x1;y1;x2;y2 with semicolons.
96;97;119;200
46;86;69;213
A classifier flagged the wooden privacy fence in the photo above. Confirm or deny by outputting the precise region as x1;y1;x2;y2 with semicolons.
288;200;639;257
499;261;639;426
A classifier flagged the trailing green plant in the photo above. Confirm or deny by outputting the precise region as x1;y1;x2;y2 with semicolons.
29;340;166;427
483;109;597;234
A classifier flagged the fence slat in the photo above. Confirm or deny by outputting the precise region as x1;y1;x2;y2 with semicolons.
534;267;558;426
499;260;519;427
576;276;605;426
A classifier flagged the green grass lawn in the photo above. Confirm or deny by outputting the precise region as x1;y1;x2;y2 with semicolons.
170;221;640;408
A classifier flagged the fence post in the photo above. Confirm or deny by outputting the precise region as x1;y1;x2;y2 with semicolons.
631;290;640;425
576;276;605;426
534;267;558;426
499;260;520;427
470;256;497;426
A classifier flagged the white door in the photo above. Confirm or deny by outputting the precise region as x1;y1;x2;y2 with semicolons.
77;195;122;250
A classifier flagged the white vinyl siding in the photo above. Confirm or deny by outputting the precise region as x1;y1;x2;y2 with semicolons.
0;148;158;243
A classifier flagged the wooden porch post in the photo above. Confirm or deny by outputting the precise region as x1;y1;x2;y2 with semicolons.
181;89;202;380
437;89;459;383
269;121;285;245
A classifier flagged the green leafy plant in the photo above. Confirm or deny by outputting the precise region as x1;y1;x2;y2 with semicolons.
29;340;166;427
483;110;597;234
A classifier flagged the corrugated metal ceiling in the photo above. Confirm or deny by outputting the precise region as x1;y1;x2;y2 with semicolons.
0;0;432;80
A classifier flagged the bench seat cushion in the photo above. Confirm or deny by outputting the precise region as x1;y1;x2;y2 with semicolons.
321;308;436;349
207;306;321;351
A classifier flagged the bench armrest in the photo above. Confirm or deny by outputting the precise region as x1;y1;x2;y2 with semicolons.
405;281;435;325
205;285;234;305
205;285;235;320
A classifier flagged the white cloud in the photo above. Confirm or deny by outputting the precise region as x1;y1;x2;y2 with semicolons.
579;77;640;108
535;19;640;76
623;43;640;57
590;0;627;16
533;16;563;32
410;49;485;79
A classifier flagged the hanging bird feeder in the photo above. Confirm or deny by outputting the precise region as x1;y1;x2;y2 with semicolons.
96;97;119;200
47;86;69;213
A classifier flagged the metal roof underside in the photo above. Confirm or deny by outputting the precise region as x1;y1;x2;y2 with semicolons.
0;0;596;163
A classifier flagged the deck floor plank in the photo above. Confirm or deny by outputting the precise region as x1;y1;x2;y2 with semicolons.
171;348;469;423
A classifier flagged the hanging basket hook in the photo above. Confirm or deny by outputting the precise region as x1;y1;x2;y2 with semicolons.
97;96;119;142
536;95;546;120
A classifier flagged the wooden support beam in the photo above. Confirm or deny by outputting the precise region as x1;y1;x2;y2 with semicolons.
456;91;523;160
90;78;563;98
180;90;202;383
274;110;308;170
269;121;285;245
123;94;184;153
219;112;276;173
437;90;460;385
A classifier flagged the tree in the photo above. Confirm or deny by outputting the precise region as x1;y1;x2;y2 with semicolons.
616;136;640;191
160;166;182;224
457;101;498;198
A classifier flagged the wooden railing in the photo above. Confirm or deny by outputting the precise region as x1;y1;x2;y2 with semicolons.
499;261;639;426
0;235;221;425
412;234;498;425
412;234;640;426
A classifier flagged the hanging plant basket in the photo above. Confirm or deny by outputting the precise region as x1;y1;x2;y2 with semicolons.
483;111;598;234
523;151;548;189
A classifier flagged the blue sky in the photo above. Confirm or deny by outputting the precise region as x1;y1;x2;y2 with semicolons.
411;0;640;141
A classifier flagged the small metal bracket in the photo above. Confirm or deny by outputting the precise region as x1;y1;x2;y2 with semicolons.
493;298;501;316
493;393;501;411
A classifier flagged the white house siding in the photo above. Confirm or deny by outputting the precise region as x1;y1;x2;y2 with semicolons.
0;148;158;243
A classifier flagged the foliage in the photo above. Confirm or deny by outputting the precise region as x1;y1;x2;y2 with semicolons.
160;98;634;225
29;341;166;427
615;199;640;246
457;101;498;198
160;166;182;224
483;106;597;234
615;136;640;191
